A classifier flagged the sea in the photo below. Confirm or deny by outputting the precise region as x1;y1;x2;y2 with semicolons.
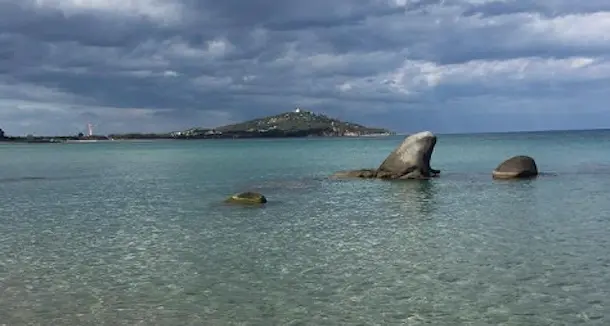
1;130;610;325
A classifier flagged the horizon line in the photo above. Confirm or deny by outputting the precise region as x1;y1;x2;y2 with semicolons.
4;126;610;139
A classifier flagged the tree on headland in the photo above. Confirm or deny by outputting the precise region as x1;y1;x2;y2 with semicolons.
0;128;5;138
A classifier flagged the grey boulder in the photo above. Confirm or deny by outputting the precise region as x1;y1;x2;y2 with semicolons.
492;155;538;179
332;131;440;180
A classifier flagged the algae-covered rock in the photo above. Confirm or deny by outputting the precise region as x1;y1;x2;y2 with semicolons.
225;192;267;204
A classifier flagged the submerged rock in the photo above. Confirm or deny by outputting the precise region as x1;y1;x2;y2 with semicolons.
492;155;538;179
225;192;267;204
330;169;377;179
331;131;440;180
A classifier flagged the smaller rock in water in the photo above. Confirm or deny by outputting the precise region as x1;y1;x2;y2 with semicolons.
225;192;267;204
492;155;538;179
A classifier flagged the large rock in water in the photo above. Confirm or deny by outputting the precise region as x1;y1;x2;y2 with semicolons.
492;155;538;179
376;131;439;179
225;192;267;204
331;131;440;180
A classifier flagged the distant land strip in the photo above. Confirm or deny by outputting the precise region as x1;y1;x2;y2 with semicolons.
0;109;394;143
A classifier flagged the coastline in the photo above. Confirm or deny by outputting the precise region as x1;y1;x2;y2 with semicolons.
0;132;395;144
0;109;395;143
5;127;608;144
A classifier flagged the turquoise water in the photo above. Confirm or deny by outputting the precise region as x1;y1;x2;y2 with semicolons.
1;130;610;325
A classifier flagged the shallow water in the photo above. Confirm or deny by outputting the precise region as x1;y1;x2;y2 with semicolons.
1;130;610;325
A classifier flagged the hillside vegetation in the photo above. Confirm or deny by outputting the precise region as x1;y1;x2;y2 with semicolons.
211;110;392;137
107;109;395;139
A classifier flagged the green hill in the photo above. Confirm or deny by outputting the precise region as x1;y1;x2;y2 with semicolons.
212;109;393;137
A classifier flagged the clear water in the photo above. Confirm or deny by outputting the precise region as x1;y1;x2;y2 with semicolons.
1;130;610;325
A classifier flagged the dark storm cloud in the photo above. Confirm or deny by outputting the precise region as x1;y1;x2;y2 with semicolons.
1;0;610;135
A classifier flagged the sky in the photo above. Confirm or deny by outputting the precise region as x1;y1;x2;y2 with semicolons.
1;0;610;136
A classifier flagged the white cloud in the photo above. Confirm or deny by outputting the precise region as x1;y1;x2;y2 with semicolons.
163;38;235;61
0;99;68;116
163;70;179;77
206;39;234;58
339;56;610;96
524;11;610;46
271;49;405;77
192;75;234;88
0;79;88;105
430;56;606;83
337;82;352;92
32;0;184;23
119;69;179;78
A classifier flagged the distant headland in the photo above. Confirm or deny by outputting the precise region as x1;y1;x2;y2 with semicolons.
0;108;394;143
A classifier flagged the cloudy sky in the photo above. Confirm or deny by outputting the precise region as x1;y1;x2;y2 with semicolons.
1;0;610;136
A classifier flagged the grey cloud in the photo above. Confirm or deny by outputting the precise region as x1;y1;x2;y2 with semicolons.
0;3;166;48
1;0;610;135
188;0;411;30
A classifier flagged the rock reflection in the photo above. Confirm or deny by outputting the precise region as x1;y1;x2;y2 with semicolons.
0;176;47;183
387;180;439;217
239;177;321;196
573;162;610;175
490;178;542;227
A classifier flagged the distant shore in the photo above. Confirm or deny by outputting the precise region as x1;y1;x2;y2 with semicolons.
0;132;395;144
0;109;397;143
